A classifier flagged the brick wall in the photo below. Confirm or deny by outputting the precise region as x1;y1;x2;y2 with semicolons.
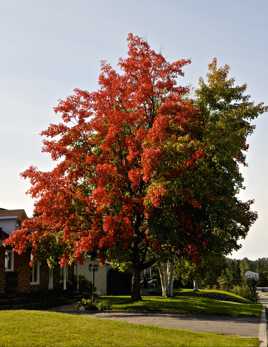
16;253;31;294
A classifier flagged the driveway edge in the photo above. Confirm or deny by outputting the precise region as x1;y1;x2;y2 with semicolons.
259;308;267;347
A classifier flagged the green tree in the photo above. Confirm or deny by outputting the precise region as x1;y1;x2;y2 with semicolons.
193;59;266;257
155;59;266;296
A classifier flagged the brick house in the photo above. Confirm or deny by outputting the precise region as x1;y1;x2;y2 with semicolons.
0;209;30;294
0;208;131;296
0;208;77;294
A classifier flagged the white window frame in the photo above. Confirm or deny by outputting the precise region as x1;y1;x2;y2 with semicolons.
4;249;14;272
30;257;40;285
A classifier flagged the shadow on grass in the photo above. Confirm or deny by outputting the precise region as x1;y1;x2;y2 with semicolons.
99;295;262;318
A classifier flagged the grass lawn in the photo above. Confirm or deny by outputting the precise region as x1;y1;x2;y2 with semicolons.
99;289;262;317
175;289;250;303
0;310;259;347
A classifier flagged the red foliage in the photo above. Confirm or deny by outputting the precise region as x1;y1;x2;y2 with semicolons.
5;34;205;266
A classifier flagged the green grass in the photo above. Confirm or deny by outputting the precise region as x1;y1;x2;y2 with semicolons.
99;290;262;318
0;310;259;347
175;288;250;303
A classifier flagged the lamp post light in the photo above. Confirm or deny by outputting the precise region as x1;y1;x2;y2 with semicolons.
88;261;99;302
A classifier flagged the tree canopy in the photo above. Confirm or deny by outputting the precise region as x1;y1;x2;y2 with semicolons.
6;34;266;300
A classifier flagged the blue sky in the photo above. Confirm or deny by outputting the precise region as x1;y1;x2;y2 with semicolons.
0;0;267;259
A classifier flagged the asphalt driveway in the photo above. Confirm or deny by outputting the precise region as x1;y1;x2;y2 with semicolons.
53;304;260;337
92;311;260;337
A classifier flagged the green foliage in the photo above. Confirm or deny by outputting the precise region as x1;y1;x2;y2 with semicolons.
77;297;111;312
96;301;111;311
231;285;253;302
192;59;267;257
246;278;258;302
171;254;227;289
214;257;267;301
217;267;235;290
180;255;268;302
150;59;266;279
35;233;71;267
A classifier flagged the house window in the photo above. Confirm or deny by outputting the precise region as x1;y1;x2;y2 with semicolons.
4;249;14;272
30;261;40;285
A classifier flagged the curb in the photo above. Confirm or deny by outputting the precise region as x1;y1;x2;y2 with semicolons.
259;308;267;347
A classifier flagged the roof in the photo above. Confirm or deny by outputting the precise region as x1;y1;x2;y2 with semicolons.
0;209;28;222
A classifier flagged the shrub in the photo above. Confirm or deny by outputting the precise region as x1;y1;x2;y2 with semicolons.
231;285;255;302
96;301;111;311
77;298;98;311
77;276;95;295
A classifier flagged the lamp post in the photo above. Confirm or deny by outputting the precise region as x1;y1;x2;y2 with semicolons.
88;261;99;302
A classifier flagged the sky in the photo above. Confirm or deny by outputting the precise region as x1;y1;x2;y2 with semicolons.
0;0;267;260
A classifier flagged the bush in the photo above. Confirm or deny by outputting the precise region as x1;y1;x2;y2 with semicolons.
231;285;255;302
77;276;96;296
96;301;111;311
77;298;111;312
77;298;98;311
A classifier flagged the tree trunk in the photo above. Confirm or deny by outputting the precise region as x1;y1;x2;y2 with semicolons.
193;279;199;291
158;260;175;297
131;269;142;301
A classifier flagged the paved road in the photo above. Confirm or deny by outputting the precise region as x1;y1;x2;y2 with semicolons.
91;311;260;337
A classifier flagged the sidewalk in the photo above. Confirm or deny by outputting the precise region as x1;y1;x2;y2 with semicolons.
257;292;268;347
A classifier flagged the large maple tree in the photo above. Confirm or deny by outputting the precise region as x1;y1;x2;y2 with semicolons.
6;35;266;300
7;34;206;300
